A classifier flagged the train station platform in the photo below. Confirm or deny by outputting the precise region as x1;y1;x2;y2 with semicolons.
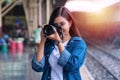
81;65;93;80
0;46;93;80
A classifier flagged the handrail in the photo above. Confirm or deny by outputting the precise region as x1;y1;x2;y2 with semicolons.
1;0;18;17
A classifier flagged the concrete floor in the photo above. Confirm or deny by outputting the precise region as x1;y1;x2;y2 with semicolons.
0;46;92;80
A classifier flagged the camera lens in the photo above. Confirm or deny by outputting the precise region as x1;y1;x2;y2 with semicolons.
43;25;54;36
43;23;62;36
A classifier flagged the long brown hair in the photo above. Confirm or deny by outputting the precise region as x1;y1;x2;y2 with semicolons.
49;6;81;37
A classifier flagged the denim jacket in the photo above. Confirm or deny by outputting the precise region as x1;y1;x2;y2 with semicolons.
32;36;87;80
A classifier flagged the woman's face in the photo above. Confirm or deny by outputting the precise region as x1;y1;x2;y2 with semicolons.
54;16;72;37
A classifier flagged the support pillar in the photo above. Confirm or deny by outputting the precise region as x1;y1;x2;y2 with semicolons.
39;0;42;25
46;0;51;24
0;4;2;33
22;0;39;38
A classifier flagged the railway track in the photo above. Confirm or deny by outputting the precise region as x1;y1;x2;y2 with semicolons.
88;42;120;61
85;53;117;80
85;43;120;80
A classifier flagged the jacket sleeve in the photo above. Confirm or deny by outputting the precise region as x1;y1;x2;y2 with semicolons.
58;39;87;71
31;54;45;72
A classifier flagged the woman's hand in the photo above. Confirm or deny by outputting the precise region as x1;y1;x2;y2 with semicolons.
36;24;46;62
40;24;47;43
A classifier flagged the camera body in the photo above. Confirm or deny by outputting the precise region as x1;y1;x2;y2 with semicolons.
43;23;62;36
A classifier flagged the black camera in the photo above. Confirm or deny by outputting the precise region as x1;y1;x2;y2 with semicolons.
43;23;62;36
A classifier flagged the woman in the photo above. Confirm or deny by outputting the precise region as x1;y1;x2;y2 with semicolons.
32;6;87;80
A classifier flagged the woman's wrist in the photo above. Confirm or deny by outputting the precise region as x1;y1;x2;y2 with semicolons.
41;38;46;43
56;39;62;45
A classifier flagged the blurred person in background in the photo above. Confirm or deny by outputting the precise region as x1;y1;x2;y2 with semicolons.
0;33;7;53
33;25;42;51
32;6;87;80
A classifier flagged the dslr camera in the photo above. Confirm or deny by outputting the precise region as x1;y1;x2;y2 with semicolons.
43;23;62;36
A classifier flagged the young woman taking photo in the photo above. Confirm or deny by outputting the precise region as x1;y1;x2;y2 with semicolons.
32;6;87;80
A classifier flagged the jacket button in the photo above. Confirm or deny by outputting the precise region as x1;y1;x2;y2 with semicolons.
47;55;49;57
64;78;67;80
48;76;50;79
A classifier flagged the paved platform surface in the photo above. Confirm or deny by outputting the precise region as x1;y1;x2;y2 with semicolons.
81;65;93;80
0;46;93;80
